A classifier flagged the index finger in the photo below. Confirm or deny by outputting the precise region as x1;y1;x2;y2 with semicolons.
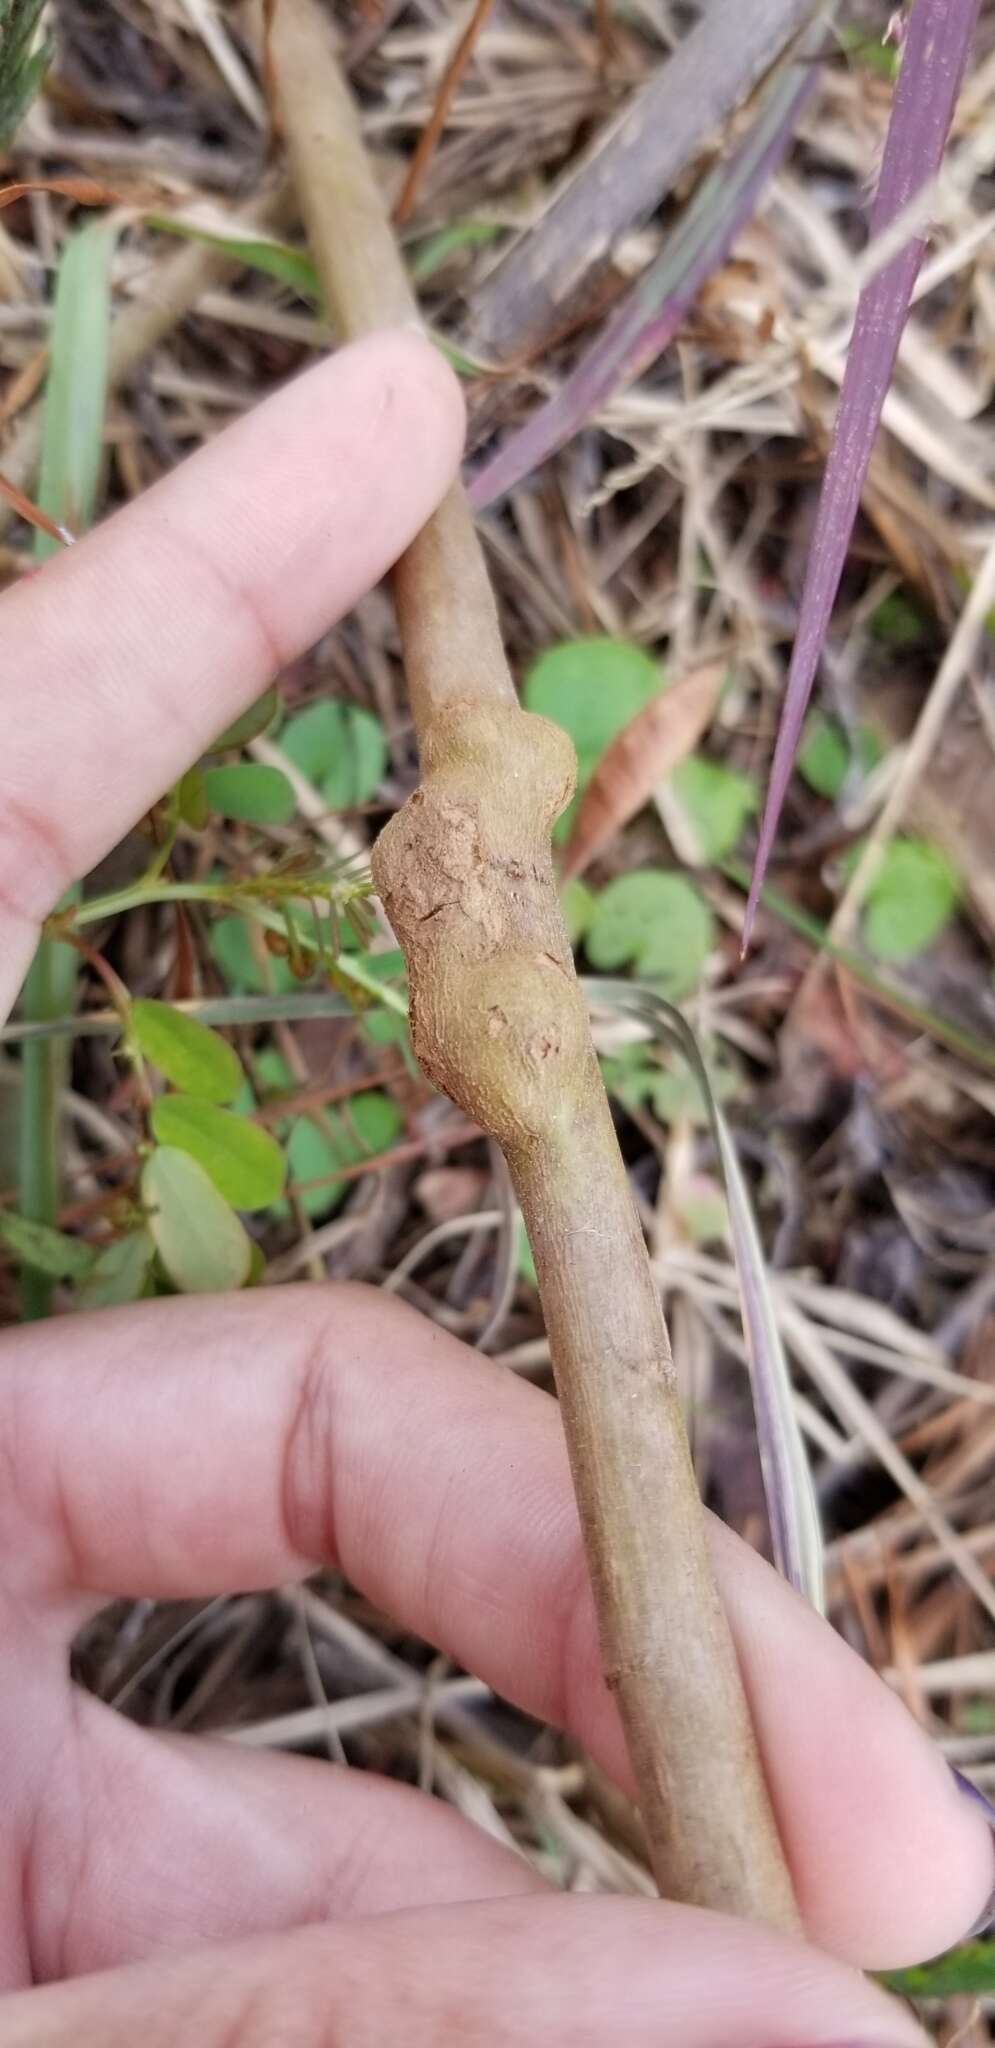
0;331;464;1012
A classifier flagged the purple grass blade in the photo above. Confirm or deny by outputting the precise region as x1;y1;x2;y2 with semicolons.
468;49;819;512
742;0;981;949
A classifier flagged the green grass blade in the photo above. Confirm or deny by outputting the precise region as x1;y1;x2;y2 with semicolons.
146;215;322;301
16;216;117;1316
0;0;50;149
34;216;117;548
17;937;78;1318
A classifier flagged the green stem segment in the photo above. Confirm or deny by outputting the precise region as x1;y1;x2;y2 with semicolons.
271;0;798;1924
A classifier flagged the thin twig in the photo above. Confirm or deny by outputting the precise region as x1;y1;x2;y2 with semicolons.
393;0;497;227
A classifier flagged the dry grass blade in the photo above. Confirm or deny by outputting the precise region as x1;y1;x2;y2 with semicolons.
0;174;151;209
393;0;497;227
0;468;71;544
779;1298;995;1631
562;660;725;879
743;0;982;943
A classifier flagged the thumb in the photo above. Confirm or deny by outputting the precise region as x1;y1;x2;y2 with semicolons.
3;1895;927;2046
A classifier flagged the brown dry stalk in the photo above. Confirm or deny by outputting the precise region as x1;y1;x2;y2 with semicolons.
392;0;497;227
270;0;797;1927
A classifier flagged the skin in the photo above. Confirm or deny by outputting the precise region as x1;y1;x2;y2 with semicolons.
0;330;988;2045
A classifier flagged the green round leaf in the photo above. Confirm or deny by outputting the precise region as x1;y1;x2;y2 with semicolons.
859;836;960;961
209;914;299;994
202;762;296;826
280;701;386;810
869;591;924;646
524;637;660;839
797;715;851;799
77;1229;155;1310
131;999;243;1104
176;764;210;829
798;716;882;799
585;870;714;999
150;1096;287;1209
668;756;757;860
143;1147;252;1293
284;1090;403;1220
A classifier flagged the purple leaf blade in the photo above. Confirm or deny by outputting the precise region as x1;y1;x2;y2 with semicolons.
742;0;981;950
469;50;818;512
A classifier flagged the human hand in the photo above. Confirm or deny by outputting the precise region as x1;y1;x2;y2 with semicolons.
0;332;989;2044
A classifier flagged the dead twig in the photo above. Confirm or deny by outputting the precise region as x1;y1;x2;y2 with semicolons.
393;0;497;227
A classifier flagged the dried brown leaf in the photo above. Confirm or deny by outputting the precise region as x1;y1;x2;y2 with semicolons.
562;661;725;879
0;176;160;210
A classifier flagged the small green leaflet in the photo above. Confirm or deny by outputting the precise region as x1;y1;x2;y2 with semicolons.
202;763;297;827
523;638;660;841
853;835;960;961
585;871;714;1000
150;1097;286;1210
34;215;117;549
210;914;300;995
0;1210;95;1279
279;700;387;810
146;216;321;300
600;1038;738;1125
77;1229;155;1310
176;764;209;829
668;756;756;861
131;999;243;1104
143;1147;252;1294
797;714;880;799
210;685;281;752
869;589;924;644
284;1091;403;1219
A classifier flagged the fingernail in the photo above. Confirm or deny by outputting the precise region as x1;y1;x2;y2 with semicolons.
953;1766;995;1936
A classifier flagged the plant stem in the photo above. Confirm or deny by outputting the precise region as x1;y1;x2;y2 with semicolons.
63;886;407;1015
270;0;797;1926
